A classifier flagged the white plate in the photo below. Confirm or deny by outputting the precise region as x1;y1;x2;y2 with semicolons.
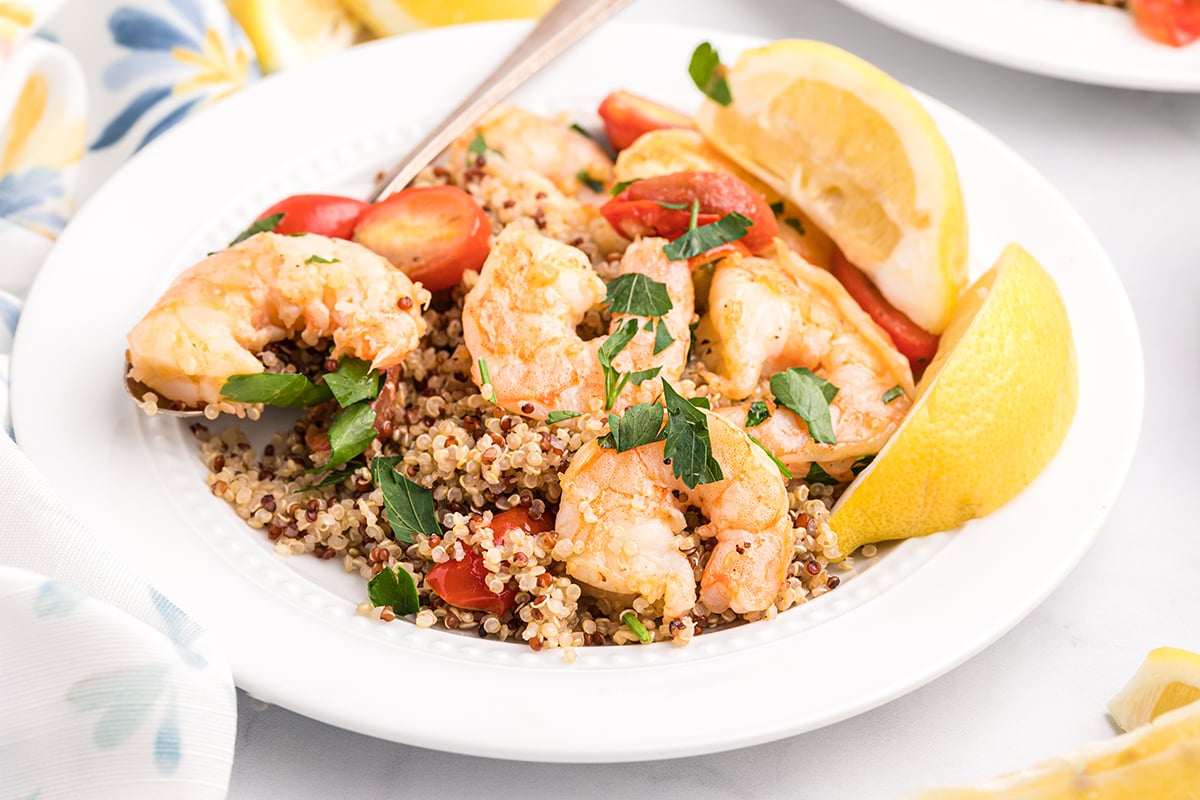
11;22;1141;761
836;0;1200;91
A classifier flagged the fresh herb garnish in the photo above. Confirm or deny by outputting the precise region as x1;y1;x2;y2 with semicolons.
805;462;840;486
605;273;673;317
663;211;752;261
466;132;502;165
220;372;331;408
323;401;377;469
576;170;605;193
688;397;711;410
661;381;723;489
688;42;732;106
229;213;284;247
305;254;340;265
323;357;381;408
784;217;806;235
747;434;792;479
478;358;497;403
598;318;640;409
546;410;581;424
882;385;905;404
653;319;673;355
370;455;441;544
367;565;420;615
621;610;653;643
656;200;691;211
610;178;639;196
569;122;594;140
599;402;666;452
770;367;839;445
313;461;362;488
745;400;770;428
769;201;785;216
851;454;875;476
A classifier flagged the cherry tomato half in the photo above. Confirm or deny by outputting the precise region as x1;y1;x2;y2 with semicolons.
830;249;940;377
1131;0;1200;46
256;194;369;240
424;508;555;615
600;171;778;255
597;90;696;151
352;186;490;292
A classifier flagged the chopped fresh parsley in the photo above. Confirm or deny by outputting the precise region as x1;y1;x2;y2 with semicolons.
769;201;785;216
661;381;723;489
882;385;905;404
610;178;640;196
478;358;497;403
687;397;711;410
569;122;594;140
745;400;770;428
229;213;284;247
599;402;666;453
851;454;875;476
367;565;420;615
784;217;805;235
805;462;840;486
546;410;581;424
323;401;377;469
747;434;792;479
305;254;340;265
323;357;381;408
576;170;605;193
770;367;840;445
653;319;673;355
598;318;641;409
220;372;331;408
656;200;691;211
621;610;653;643
688;42;732;106
606;273;673;317
466;132;502;165
370;455;442;544
663;211;752;261
313;461;362;488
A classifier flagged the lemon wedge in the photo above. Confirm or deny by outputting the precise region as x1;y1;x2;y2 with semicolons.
338;0;553;37
829;244;1077;554
227;0;363;73
909;698;1200;799
1109;647;1200;733
695;39;967;334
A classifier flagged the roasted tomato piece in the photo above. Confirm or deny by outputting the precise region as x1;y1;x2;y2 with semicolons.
256;194;370;240
598;90;695;151
830;249;940;376
353;186;490;292
424;508;555;615
600;171;778;254
1130;0;1200;46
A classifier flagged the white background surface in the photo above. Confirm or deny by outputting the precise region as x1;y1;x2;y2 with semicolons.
227;0;1200;797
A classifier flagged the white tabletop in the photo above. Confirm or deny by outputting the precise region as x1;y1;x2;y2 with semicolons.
228;1;1200;796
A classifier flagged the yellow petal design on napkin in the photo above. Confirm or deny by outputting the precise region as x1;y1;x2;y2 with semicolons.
0;74;85;176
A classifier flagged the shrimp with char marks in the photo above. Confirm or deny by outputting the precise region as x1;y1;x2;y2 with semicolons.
126;232;428;411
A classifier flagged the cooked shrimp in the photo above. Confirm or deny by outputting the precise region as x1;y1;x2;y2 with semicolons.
450;103;613;200
700;243;914;470
126;232;428;409
557;408;793;619
461;227;693;418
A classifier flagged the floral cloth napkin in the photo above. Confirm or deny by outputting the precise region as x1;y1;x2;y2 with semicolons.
0;0;257;796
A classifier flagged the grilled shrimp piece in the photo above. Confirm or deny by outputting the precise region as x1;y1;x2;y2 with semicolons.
461;227;693;419
557;409;793;619
126;232;428;409
450;103;613;199
701;243;914;471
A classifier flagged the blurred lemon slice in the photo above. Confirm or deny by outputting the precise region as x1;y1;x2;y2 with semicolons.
228;0;364;73
696;39;967;334
1109;647;1200;732
829;244;1077;555
339;0;553;37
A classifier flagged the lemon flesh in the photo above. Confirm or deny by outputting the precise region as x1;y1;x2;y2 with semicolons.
228;0;362;73
1109;647;1200;732
339;0;552;37
828;244;1077;555
910;698;1200;799
696;39;967;334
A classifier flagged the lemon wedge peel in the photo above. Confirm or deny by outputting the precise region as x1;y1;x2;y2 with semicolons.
1109;647;1200;733
228;0;363;73
828;244;1078;555
696;39;968;334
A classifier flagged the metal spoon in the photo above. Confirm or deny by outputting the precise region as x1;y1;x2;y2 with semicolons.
125;0;635;417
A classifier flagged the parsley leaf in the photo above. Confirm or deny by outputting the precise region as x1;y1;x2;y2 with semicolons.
745;400;770;427
220;373;331;408
323;357;381;408
229;213;285;247
370;455;442;544
569;122;594;140
466;132;502;165
610;178;640;196
576;170;604;193
784;217;806;235
656;200;691;211
688;42;732;106
324;401;377;469
661;381;724;489
769;201;785;216
805;462;840;486
598;318;640;409
851;454;875;476
600;402;666;453
747;434;792;479
606;273;673;317
546;410;581;424
478;358;497;403
770;367;839;445
621;611;653;643
663;212;752;261
305;255;340;265
312;461;363;488
367;565;420;615
688;397;711;410
653;319;673;355
882;385;905;404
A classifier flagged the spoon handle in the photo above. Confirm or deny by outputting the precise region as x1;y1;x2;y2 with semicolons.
368;0;634;202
